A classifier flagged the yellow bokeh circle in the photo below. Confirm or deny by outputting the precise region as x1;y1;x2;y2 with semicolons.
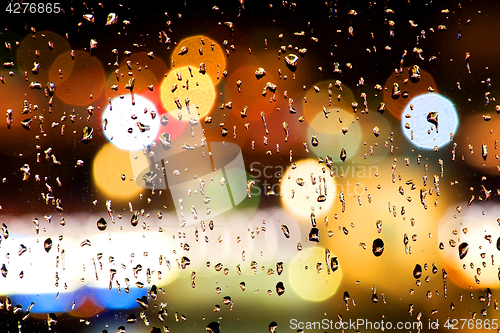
288;246;342;301
160;66;216;120
280;159;336;219
171;35;226;85
92;143;144;200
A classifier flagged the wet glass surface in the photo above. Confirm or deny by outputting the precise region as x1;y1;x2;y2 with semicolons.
0;1;500;332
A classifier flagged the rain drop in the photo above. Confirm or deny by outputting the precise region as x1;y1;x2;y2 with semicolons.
206;322;220;333
276;282;285;296
281;224;290;238
330;257;339;272
309;228;320;242
458;242;469;260
284;54;299;71
131;211;139;227
97;217;107;231
372;238;384;257
44;238;52;253
413;264;422;279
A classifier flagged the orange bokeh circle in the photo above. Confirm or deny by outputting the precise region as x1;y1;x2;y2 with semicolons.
105;51;168;101
224;66;279;121
382;66;437;119
49;50;106;106
17;30;71;85
171;35;226;85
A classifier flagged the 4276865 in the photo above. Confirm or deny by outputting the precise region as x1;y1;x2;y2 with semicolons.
6;2;61;14
443;318;498;330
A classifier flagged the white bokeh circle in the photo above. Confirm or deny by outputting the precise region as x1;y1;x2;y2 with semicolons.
102;94;161;151
401;93;458;149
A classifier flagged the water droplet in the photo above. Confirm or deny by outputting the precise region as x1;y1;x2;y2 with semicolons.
371;286;379;302
83;14;95;22
330;257;339;272
127;313;137;323
160;114;169;126
21;118;32;130
340;148;347;162
284;54;299;71
413;264;422;278
151;285;158;300
281;224;290;238
269;321;278;333
255;67;266;79
427;111;438;129
311;135;319;147
276;282;285;296
105;13;118;26
309;228;320;242
47;313;57;328
343;291;350;309
97;217;107;231
482;144;488;161
82;127;93;143
276;262;283;275
181;256;190;269
1;264;7;277
44;238;52;253
409;65;421;82
136;296;148;309
206;322;220;333
372;238;384;257
13;304;22;314
458;242;469;260
131;211;139;227
391;83;400;99
373;126;381;137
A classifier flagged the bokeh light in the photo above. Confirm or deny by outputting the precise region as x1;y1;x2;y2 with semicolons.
171;35;226;85
438;203;500;289
458;113;500;175
102;94;161;151
303;81;357;127
351;111;392;164
160;66;216;120
288;246;342;301
2;2;500;332
280;158;336;219
224;66;279;121
48;50;106;106
307;109;363;163
383;66;438;119
104;52;168;101
17;30;71;85
401;93;459;149
92;142;145;200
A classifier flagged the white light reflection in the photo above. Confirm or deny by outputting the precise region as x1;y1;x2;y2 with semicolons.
102;94;161;151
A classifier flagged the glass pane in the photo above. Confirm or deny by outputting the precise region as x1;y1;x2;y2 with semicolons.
1;1;499;332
